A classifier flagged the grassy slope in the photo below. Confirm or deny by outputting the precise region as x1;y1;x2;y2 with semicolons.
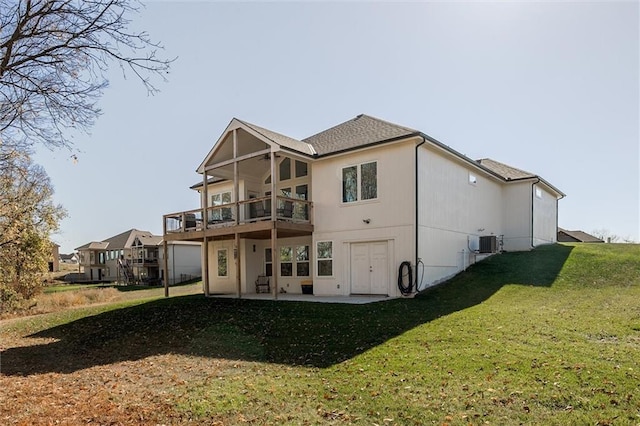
1;243;639;425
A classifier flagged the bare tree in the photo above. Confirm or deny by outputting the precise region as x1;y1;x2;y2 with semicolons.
592;229;620;243
0;0;173;151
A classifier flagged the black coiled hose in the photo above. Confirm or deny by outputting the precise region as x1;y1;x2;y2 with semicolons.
398;261;413;295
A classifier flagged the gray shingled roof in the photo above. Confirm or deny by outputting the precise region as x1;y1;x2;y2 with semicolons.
190;176;227;190
102;229;153;250
476;158;536;180
134;235;163;246
558;228;604;243
238;119;316;156
75;241;109;251
303;114;418;156
76;229;155;251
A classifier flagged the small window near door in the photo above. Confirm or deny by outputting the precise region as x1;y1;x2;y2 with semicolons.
217;249;228;277
296;245;310;276
280;247;293;276
317;241;333;276
265;248;272;277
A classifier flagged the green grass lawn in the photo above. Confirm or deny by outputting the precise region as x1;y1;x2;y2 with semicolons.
2;243;639;425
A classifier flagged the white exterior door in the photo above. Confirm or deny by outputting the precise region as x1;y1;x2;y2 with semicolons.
350;241;389;295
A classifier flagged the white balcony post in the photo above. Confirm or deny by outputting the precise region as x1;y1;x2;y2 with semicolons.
233;129;239;224
202;171;208;229
270;152;277;222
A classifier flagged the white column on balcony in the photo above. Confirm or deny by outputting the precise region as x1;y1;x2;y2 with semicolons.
270;152;277;222
270;152;278;299
233;129;239;225
202;170;209;229
201;168;210;297
233;129;241;298
235;233;241;298
271;224;278;300
203;237;209;297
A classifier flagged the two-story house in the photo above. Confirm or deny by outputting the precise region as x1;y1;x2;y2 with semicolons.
163;114;564;298
76;229;202;284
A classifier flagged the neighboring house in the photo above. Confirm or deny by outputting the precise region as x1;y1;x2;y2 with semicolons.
163;114;564;298
59;253;79;264
131;234;163;284
76;229;202;284
557;228;604;243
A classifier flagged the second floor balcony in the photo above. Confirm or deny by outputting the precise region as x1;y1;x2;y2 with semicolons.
163;195;313;236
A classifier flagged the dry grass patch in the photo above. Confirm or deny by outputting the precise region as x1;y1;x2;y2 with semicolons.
36;287;121;313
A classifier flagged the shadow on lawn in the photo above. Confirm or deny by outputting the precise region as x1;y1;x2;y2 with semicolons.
1;245;572;375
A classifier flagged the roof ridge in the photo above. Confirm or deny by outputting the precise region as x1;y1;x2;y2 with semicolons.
356;113;419;134
302;114;417;142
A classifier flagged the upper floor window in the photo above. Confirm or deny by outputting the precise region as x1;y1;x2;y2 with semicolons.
342;161;377;203
295;160;308;178
211;191;232;206
276;158;308;182
279;158;291;181
211;191;232;221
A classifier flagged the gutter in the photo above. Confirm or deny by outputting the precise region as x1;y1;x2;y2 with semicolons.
556;192;566;243
530;178;541;249
415;136;427;292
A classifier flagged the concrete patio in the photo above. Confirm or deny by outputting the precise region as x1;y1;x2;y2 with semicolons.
208;293;397;304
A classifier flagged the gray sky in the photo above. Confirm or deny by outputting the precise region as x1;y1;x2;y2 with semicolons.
34;1;639;253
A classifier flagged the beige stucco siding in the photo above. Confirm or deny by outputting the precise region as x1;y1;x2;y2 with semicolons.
206;236;312;294
501;181;559;251
417;145;503;286
311;140;417;297
532;184;558;246
502;182;532;251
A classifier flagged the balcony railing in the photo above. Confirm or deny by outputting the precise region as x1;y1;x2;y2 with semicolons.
131;258;159;265
164;196;312;234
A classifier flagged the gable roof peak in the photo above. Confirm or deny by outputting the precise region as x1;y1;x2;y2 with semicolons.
303;114;419;156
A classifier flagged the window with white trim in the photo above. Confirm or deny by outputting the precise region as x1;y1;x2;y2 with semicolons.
342;161;377;203
316;241;333;276
265;248;272;277
280;247;293;276
296;245;310;276
217;249;228;277
211;191;232;221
